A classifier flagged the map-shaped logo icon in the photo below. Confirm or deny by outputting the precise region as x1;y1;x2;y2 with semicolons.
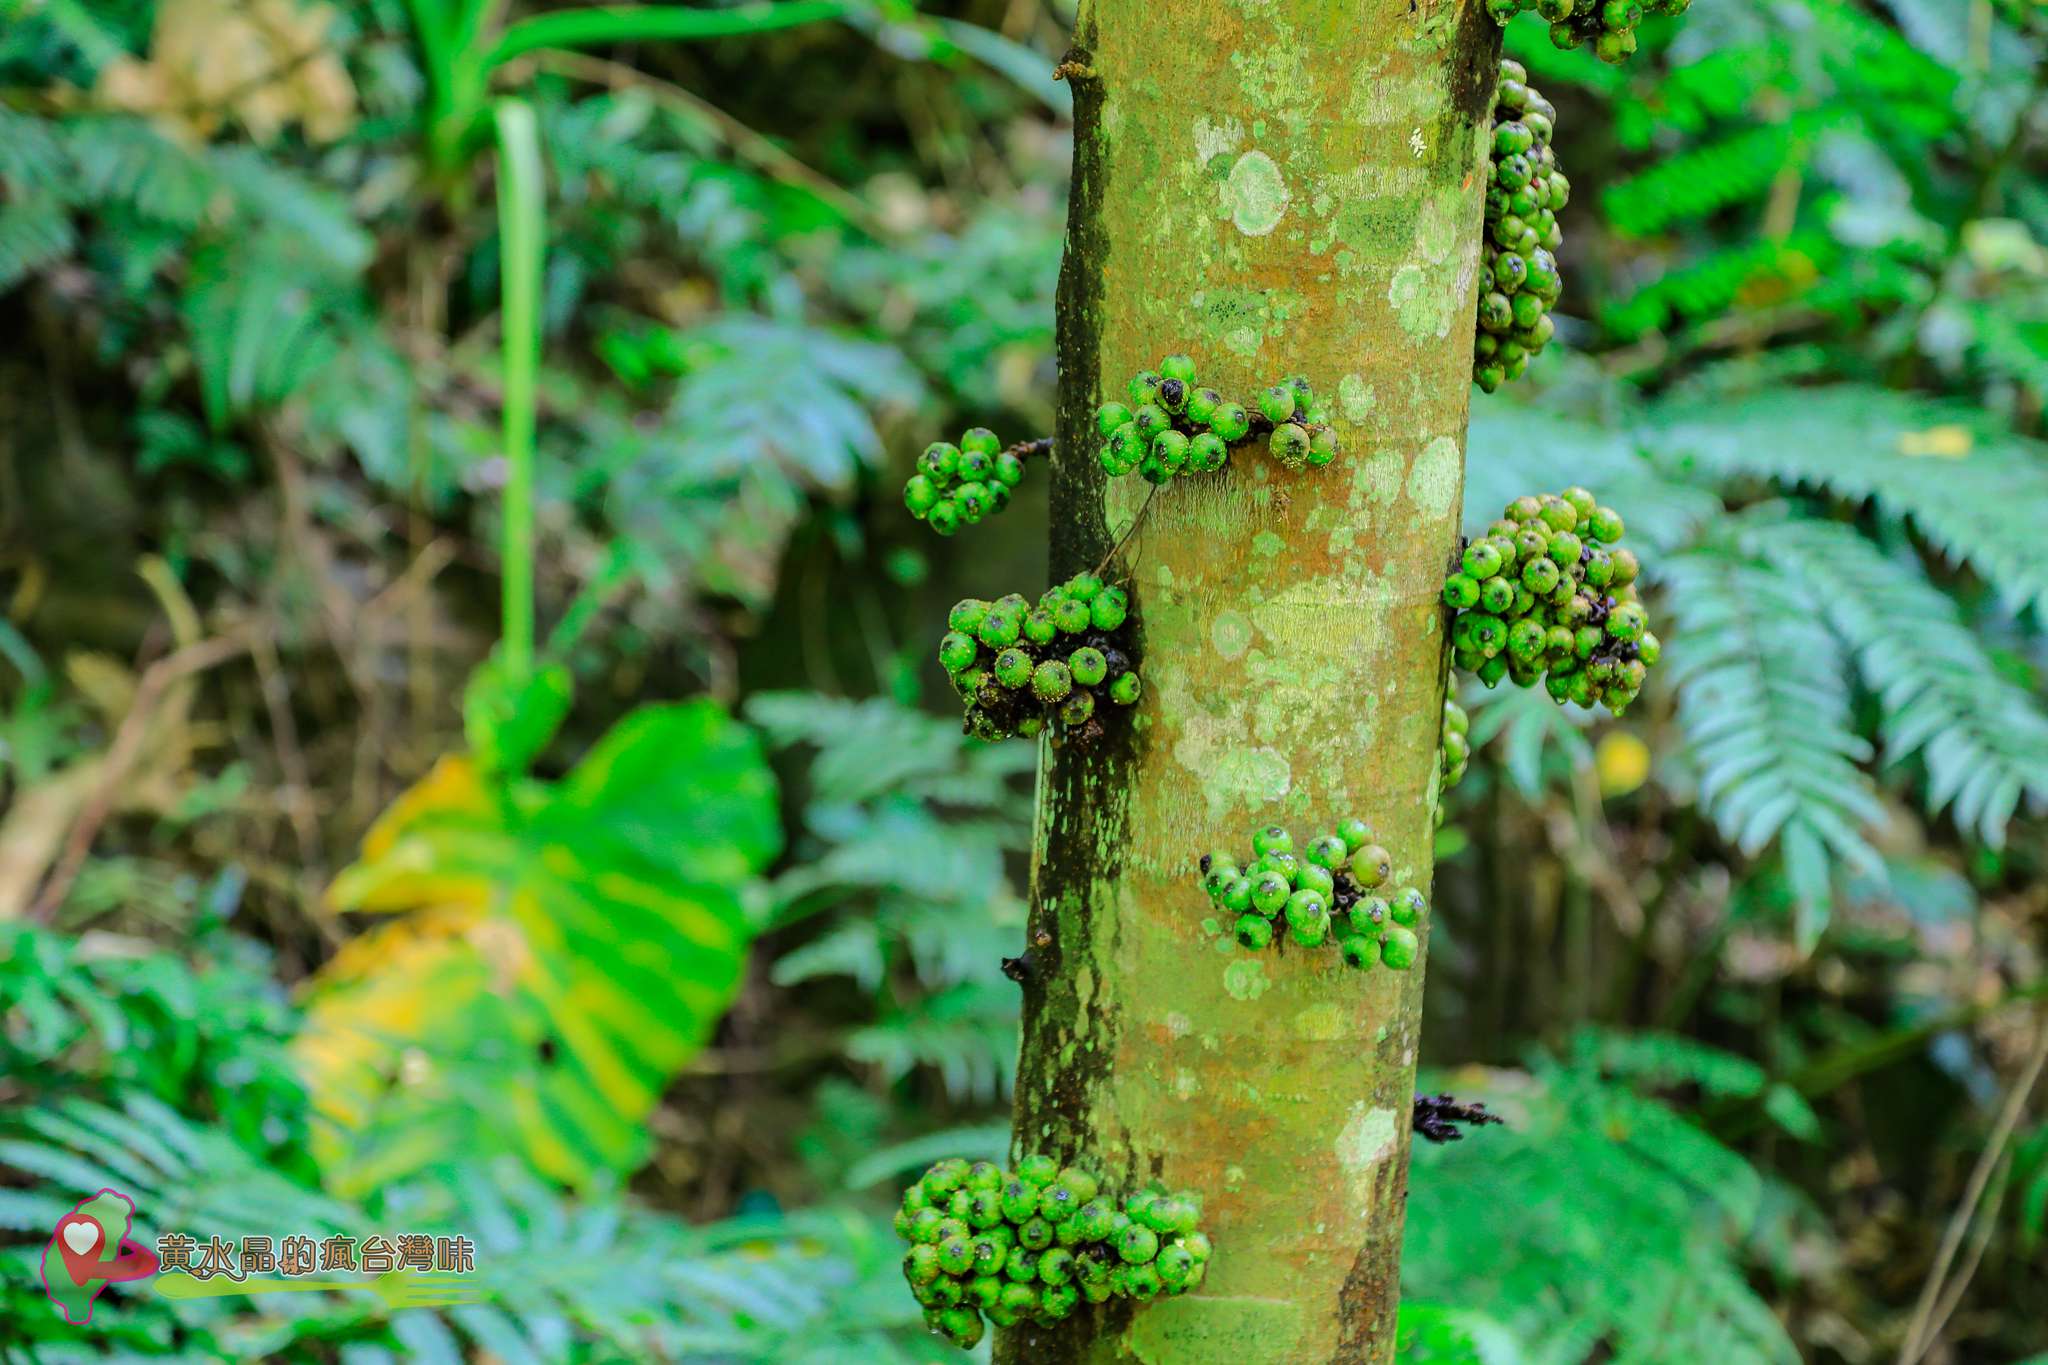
40;1188;160;1324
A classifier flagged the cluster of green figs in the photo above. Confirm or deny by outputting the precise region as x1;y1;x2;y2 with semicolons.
902;428;1035;537
937;573;1141;744
897;1156;1212;1349
1094;357;1338;482
1475;60;1567;392
1442;487;1659;714
1487;0;1694;63
1196;819;1428;972
1441;697;1470;794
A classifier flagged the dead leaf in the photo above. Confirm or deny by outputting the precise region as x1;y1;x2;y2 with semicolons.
95;0;356;143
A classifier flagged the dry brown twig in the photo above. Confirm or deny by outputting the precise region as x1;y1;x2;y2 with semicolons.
28;631;253;921
1896;1011;2048;1365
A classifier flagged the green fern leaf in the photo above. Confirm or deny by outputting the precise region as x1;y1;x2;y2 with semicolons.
1651;386;2048;620
181;231;356;429
1662;541;1884;942
0;191;73;289
0;108;66;186
59;115;216;225
1741;518;2048;845
1961;296;2048;398
1603;229;1839;340
1404;1057;1806;1365
847;981;1020;1102
1602;110;1842;237
1569;1025;1769;1098
1464;409;1723;553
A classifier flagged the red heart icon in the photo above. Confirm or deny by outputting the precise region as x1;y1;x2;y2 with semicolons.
54;1215;158;1287
55;1215;104;1286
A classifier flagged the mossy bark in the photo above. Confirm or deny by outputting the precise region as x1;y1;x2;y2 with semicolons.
1004;3;1497;1361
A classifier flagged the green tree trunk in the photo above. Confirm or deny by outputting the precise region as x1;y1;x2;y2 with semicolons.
1005;3;1498;1361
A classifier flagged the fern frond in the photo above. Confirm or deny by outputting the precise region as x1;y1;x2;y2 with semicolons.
595;318;922;611
58;114;217;225
1568;1025;1768;1098
0;191;71;291
1464;409;1723;554
847;981;1020;1101
1462;677;1594;799
0;108;66;186
1405;1058;1805;1365
204;144;372;272
1603;110;1842;237
839;1124;1011;1190
748;690;1031;805
181;232;354;429
1741;518;2048;845
1805;0;1966;105
1;1084;935;1359
1662;541;1883;941
1650;386;2048;619
1613;42;1792;150
1603;229;1838;340
1796;242;1931;319
1961;295;2048;399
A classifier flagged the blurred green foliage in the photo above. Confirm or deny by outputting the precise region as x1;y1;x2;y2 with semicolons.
1;0;2047;1362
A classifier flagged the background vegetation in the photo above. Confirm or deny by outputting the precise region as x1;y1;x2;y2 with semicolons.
1;0;2046;1360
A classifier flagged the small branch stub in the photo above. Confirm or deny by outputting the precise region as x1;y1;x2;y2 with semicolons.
1411;1092;1505;1144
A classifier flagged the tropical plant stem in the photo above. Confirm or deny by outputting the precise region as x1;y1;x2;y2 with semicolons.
485;0;852;69
493;98;543;686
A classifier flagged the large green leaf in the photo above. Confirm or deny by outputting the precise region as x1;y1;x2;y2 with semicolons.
296;701;779;1194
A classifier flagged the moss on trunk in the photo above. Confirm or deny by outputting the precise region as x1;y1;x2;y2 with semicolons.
1004;3;1498;1360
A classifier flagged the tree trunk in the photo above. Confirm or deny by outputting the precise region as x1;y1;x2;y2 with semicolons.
1005;3;1498;1362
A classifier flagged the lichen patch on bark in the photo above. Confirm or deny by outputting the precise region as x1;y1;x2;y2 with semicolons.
1225;150;1290;235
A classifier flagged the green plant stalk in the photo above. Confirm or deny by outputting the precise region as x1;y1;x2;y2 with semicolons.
1001;2;1499;1360
486;0;852;68
406;0;499;177
408;0;852;175
493;98;544;687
